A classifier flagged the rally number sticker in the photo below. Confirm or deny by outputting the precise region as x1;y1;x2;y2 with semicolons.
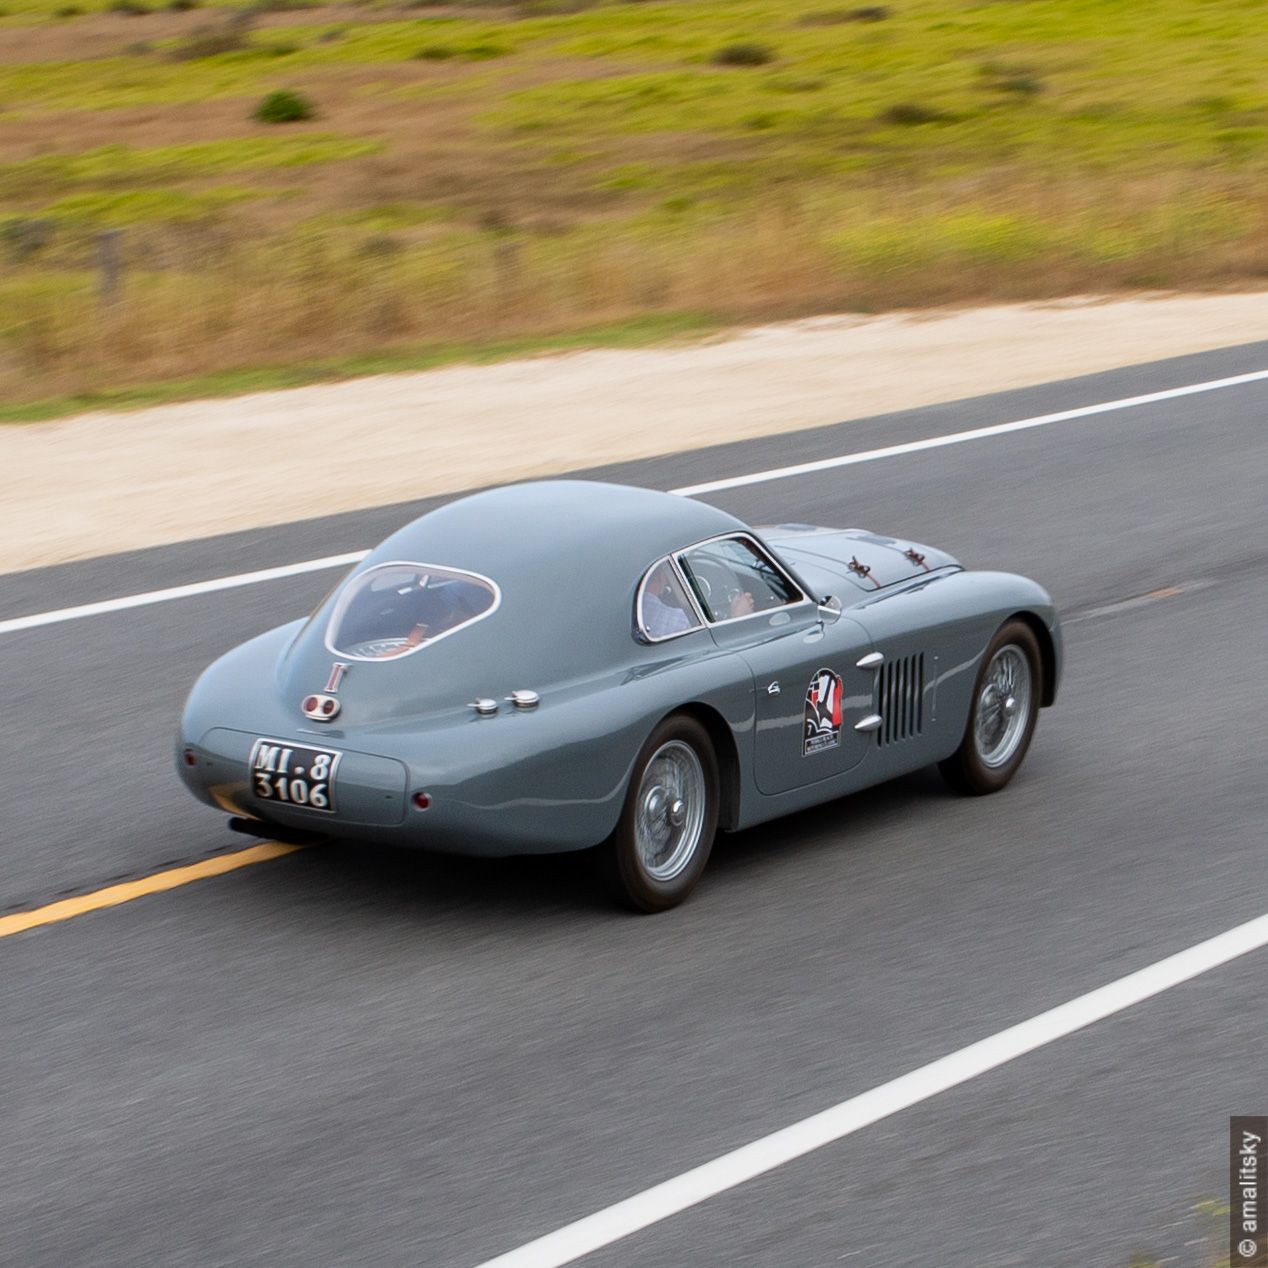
804;669;843;756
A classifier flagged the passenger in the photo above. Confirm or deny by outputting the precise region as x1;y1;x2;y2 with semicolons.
641;562;693;638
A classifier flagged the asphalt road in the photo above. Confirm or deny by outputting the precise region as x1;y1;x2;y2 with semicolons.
2;343;1266;1268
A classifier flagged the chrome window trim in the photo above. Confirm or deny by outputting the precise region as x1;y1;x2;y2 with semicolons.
675;531;807;627
325;559;502;662
634;554;708;644
700;594;818;632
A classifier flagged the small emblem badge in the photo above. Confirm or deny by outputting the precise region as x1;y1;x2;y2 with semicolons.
804;668;843;755
325;662;350;693
302;693;341;722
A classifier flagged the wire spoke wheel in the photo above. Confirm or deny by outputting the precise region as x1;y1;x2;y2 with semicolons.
604;715;719;912
973;646;1033;768
939;619;1044;796
633;740;707;882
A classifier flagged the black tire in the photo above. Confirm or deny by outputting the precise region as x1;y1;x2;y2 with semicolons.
939;619;1043;796
600;715;719;913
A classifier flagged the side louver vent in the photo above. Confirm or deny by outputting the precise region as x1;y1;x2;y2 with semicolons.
877;653;925;746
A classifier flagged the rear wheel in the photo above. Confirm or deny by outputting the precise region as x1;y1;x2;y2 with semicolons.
601;715;718;913
939;619;1042;795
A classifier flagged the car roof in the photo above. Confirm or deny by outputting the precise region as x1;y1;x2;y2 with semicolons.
312;481;750;681
364;480;747;584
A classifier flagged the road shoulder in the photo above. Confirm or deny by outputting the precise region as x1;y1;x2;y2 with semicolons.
3;290;1265;573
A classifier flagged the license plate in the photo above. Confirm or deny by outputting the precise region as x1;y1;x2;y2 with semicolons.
248;738;341;814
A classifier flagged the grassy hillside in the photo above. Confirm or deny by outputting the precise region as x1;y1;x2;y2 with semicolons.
2;0;1267;409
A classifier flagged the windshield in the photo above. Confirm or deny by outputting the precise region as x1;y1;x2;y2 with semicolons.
326;562;499;660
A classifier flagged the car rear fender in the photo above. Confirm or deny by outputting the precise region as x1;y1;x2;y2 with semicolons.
670;702;743;833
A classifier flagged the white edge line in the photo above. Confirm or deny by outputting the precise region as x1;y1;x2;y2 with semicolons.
0;551;368;636
473;909;1268;1268
670;367;1268;496
4;365;1266;636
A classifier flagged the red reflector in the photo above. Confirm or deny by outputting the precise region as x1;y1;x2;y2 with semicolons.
302;696;319;712
412;792;431;811
183;750;197;767
322;698;337;715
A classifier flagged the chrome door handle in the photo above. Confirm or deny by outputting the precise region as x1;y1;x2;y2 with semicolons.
766;681;781;696
854;714;883;732
856;651;884;669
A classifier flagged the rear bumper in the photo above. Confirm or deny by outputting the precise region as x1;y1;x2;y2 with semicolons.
177;727;616;857
180;727;409;828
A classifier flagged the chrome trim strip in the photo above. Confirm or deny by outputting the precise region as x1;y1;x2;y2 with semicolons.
700;597;817;632
668;553;710;626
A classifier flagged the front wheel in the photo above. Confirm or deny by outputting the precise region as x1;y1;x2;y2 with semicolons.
600;715;719;913
939;619;1042;795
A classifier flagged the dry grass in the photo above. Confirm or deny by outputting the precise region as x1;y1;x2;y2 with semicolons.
3;0;1268;405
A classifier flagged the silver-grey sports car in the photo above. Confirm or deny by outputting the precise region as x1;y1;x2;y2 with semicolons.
177;480;1062;911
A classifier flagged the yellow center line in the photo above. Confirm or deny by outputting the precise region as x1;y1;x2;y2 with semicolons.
0;841;302;940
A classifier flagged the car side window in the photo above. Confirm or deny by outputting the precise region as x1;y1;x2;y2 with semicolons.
678;537;801;623
637;558;704;641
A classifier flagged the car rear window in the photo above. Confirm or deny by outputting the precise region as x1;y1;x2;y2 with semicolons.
327;562;499;660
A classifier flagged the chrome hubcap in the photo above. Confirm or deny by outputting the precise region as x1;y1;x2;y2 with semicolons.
974;646;1032;768
634;741;706;882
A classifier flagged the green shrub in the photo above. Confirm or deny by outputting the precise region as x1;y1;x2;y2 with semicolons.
517;0;601;13
167;0;201;10
797;5;890;22
360;233;403;257
711;42;775;67
994;74;1043;97
109;0;151;13
880;102;951;124
1;218;55;260
979;65;1045;97
414;42;507;61
169;25;250;59
54;3;82;14
253;89;314;123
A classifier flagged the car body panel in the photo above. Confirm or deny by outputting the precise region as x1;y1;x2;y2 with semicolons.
177;480;1061;856
721;608;875;795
